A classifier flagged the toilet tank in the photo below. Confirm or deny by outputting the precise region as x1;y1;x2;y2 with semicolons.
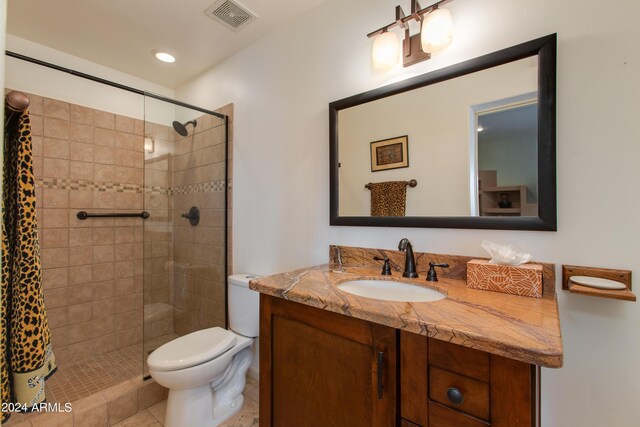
228;274;260;337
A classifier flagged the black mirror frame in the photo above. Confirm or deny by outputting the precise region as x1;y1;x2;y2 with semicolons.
329;34;557;231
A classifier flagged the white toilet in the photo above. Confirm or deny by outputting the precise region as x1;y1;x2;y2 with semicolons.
147;274;259;427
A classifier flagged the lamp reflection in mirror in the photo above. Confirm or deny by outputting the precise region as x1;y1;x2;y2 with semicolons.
372;30;400;69
421;7;453;53
144;135;155;153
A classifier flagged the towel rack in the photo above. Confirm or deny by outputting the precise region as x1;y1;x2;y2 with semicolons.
365;179;417;190
76;211;150;220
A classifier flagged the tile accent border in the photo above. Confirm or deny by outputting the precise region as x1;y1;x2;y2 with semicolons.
35;178;229;195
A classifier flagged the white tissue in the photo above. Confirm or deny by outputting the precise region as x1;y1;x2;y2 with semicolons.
481;240;531;266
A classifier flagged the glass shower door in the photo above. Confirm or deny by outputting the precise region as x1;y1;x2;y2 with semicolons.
142;96;227;377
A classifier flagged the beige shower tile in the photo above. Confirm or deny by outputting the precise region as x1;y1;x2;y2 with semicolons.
70;141;94;162
115;329;135;349
42;267;69;289
95;164;115;181
95;110;115;130
68;303;93;325
93;227;115;245
70;189;94;208
114;260;134;279
30;114;43;136
92;315;114;336
50;326;68;348
93;298;115;318
27;92;44;116
32;134;44;156
69;246;93;266
42;248;69;269
68;284;93;305
69;161;94;180
70;122;94;144
32;156;44;179
114;312;135;331
134;119;145;136
95;146;115;165
108;391;140;426
93;280;115;300
43;189;69;208
44;117;69;139
115;115;135;133
138;382;167;410
115;132;140;151
67;341;92;364
114;294;136;314
93;245;115;263
69;265;93;286
29;410;73;427
43;208;69;228
93;263;115;282
69;228;92;246
44;287;68;309
115;227;135;244
92;333;116;355
95;128;115;147
44;98;70;120
115;244;133;261
70;104;94;125
43;137;70;159
74;402;108;427
46;307;68;329
114;149;135;167
42;228;69;249
93;192;115;209
112;277;134;296
43;158;69;179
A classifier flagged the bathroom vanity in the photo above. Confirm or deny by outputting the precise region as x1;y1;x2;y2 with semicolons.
250;246;563;427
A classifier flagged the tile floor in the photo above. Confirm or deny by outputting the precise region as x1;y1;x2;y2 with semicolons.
113;377;260;427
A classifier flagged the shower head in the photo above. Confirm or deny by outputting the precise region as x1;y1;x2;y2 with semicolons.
172;120;197;137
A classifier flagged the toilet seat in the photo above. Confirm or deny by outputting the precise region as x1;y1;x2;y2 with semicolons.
148;327;236;372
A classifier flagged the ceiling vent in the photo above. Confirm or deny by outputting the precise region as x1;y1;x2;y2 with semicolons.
203;0;257;32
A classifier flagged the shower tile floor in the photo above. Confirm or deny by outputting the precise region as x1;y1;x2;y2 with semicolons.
2;333;177;426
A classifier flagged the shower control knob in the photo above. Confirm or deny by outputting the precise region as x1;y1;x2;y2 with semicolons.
181;206;200;226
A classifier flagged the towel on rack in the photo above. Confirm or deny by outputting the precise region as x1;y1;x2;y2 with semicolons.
368;181;408;216
2;110;56;422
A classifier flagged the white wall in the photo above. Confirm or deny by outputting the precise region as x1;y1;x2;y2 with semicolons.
176;0;640;425
5;35;174;120
339;58;536;216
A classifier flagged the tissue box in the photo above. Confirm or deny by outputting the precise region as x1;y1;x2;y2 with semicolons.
466;259;543;298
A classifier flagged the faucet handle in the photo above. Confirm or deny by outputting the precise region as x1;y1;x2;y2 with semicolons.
427;262;449;282
373;257;392;276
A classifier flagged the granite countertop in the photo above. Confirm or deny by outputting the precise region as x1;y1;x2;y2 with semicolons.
250;262;563;368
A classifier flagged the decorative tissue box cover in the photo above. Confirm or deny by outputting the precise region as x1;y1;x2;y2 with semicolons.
466;259;543;298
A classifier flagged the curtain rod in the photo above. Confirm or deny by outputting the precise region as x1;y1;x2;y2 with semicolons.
5;50;225;119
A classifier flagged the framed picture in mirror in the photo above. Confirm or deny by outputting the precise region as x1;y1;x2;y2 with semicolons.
370;135;409;172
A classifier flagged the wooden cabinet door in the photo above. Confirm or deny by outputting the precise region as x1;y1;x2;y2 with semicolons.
260;295;397;427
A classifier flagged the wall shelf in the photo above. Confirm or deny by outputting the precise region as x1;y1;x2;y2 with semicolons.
562;265;635;302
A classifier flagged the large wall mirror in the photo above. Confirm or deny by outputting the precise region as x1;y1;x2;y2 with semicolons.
330;34;556;230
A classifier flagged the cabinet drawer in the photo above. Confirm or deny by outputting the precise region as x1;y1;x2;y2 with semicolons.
428;402;489;427
428;367;490;420
428;339;490;382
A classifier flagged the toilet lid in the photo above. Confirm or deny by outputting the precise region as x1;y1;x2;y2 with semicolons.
147;327;237;372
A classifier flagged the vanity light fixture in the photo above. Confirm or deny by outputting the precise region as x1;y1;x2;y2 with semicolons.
368;0;454;68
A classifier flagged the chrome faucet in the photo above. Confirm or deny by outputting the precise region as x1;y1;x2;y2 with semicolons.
398;238;418;278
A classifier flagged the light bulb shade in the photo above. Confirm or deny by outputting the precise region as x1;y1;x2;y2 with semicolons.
372;31;400;69
421;8;453;54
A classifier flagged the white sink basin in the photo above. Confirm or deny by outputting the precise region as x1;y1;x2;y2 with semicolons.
337;279;446;303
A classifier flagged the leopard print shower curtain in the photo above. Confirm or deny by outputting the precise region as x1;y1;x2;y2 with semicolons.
1;109;56;422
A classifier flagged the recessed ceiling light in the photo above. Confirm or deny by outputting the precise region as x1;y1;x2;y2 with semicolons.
153;51;176;63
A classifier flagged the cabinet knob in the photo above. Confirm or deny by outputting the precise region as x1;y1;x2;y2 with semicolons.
446;387;464;405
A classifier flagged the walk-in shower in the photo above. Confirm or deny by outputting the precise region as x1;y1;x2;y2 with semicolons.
2;51;230;425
